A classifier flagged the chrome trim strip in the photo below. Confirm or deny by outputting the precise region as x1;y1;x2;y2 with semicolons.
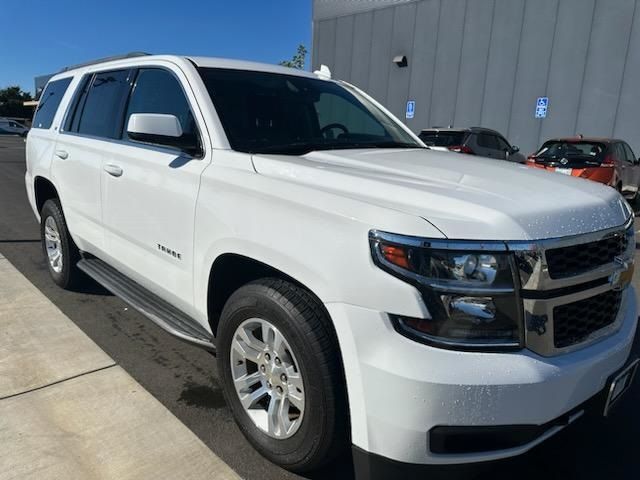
369;232;515;295
503;215;634;252
369;230;508;251
603;358;640;417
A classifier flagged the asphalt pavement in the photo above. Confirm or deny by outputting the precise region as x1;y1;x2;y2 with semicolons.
1;134;639;480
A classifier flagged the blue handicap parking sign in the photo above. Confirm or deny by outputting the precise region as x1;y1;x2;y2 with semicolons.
406;100;415;119
535;97;549;118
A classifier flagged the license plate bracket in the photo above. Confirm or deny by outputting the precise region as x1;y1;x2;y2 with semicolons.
603;358;639;417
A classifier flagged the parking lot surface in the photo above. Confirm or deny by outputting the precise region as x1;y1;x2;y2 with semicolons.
1;134;639;479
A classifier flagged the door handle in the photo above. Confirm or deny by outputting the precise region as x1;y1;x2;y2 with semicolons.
104;164;123;177
55;150;69;160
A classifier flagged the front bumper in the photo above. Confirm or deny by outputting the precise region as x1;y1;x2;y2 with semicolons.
326;287;637;466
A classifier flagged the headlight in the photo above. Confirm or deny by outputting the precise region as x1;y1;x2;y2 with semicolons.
370;231;523;350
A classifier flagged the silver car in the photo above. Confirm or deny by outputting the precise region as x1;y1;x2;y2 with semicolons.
419;127;526;163
0;118;29;137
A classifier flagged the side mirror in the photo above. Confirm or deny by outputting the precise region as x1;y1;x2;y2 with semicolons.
510;145;520;154
127;113;201;156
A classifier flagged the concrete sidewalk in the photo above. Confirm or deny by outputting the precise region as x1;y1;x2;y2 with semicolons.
0;253;241;479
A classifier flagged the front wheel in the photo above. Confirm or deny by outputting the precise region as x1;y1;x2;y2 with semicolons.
40;199;82;289
217;278;348;472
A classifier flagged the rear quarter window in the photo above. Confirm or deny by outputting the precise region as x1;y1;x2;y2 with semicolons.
535;141;606;159
419;131;465;147
32;77;73;129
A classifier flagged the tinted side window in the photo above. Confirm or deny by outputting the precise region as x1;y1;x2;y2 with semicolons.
496;136;511;151
419;131;465;147
623;143;635;163
32;77;73;129
477;134;498;149
77;70;131;139
63;75;93;133
124;68;199;147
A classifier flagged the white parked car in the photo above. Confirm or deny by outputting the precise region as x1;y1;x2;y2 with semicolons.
0;117;29;136
25;53;638;477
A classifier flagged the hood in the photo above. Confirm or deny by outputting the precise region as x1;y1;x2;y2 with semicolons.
252;148;632;241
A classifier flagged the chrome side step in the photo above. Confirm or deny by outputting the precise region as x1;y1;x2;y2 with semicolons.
77;256;215;351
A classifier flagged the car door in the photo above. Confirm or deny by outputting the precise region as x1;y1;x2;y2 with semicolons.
53;69;133;254
475;133;499;158
101;66;209;317
622;142;640;193
614;143;632;192
8;121;20;134
495;135;512;161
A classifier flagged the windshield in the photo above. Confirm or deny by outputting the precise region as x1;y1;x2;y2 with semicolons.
198;68;422;155
419;131;465;147
534;141;606;160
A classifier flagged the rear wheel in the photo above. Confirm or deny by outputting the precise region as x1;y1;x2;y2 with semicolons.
217;278;348;472
40;199;82;289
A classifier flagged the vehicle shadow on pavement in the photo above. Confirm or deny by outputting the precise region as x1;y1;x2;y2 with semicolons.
73;275;113;296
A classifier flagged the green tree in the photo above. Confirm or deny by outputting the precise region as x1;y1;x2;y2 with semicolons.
0;86;33;118
279;44;307;70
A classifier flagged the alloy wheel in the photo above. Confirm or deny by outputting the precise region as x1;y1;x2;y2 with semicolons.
230;318;305;439
44;216;63;273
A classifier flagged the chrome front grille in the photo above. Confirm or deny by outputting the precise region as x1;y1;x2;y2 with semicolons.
510;217;634;356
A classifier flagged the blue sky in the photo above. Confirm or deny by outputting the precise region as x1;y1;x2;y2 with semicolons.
1;0;312;94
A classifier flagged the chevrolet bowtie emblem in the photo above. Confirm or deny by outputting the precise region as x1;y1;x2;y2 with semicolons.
610;257;634;291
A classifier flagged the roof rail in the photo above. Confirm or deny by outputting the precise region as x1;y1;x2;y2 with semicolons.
470;126;500;133
59;52;152;72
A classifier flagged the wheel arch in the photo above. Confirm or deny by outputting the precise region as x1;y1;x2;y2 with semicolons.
206;253;324;337
34;176;59;214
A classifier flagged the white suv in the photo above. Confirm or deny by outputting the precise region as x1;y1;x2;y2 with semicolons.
26;53;638;477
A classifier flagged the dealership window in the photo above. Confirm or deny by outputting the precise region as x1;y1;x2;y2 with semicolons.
32;77;73;129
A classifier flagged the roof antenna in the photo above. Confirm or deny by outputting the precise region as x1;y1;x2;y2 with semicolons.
314;65;332;79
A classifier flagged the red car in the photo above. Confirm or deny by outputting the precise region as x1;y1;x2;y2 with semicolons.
527;137;640;200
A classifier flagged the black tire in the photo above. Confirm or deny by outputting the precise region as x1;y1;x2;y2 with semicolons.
217;278;348;472
40;198;82;289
